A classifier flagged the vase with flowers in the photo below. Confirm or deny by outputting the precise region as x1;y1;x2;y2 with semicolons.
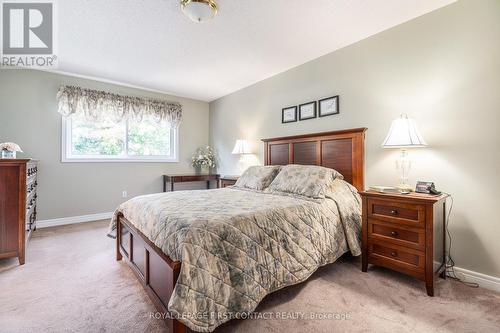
0;142;23;159
191;146;217;175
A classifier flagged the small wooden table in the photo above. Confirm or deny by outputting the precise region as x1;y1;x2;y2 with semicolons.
163;174;220;192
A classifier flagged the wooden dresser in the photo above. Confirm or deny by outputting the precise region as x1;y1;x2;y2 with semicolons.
360;191;448;296
0;159;38;265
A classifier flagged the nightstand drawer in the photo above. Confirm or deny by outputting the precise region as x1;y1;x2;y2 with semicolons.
368;240;425;271
368;220;425;250
220;178;237;188
367;198;425;228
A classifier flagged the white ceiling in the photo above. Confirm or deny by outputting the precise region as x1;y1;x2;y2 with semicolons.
56;0;456;102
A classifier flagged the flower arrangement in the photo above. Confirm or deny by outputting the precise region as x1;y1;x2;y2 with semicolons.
191;146;217;169
0;142;22;159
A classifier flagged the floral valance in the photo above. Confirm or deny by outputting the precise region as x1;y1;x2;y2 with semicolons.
56;85;182;128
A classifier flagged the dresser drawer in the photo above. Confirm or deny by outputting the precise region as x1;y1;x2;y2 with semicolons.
368;219;425;250
367;198;425;228
368;240;425;271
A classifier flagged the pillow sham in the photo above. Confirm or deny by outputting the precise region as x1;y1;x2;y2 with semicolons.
233;165;282;190
266;164;343;199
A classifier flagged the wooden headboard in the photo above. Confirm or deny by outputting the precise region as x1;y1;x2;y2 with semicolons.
262;128;367;191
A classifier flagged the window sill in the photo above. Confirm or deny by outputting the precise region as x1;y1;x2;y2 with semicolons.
61;157;179;163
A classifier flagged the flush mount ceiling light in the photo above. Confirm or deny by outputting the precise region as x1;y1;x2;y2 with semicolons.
181;0;218;23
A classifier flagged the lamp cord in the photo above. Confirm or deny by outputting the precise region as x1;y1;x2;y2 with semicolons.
442;192;479;288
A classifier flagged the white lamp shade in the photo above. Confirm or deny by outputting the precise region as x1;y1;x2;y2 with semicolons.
232;139;251;154
382;115;427;148
181;0;217;23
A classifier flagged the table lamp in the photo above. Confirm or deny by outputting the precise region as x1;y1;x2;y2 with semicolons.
382;114;427;191
231;139;252;175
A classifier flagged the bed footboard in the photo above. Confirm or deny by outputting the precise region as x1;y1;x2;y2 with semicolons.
116;214;187;333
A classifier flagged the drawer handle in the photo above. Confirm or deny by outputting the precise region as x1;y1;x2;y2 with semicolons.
390;231;399;237
391;251;398;257
390;209;398;215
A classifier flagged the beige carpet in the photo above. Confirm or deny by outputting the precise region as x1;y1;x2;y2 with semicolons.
0;221;499;333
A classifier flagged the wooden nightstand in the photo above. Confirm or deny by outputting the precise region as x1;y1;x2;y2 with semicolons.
220;176;239;188
360;191;448;296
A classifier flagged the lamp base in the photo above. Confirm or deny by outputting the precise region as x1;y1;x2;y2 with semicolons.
395;149;413;192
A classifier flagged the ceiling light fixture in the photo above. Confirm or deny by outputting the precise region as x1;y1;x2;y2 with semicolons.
181;0;218;23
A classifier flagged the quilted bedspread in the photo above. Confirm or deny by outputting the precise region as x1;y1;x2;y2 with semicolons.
109;179;361;332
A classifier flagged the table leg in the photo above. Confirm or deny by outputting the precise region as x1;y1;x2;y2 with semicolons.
206;180;210;189
171;181;174;192
426;281;434;297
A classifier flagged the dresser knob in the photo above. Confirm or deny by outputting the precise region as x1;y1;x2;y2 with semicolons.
390;209;398;215
390;231;398;237
391;251;398;257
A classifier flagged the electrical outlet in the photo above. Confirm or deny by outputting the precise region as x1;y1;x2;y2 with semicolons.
122;191;128;198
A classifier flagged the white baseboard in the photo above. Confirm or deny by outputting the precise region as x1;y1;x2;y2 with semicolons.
36;212;113;229
451;266;500;293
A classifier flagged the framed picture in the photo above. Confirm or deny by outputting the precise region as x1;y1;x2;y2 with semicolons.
318;95;339;117
282;106;297;123
298;101;317;120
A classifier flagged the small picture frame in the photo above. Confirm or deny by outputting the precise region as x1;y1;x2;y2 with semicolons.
318;95;339;117
282;106;297;123
298;101;317;120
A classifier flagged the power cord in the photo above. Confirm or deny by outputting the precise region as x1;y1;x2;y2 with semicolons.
442;192;479;288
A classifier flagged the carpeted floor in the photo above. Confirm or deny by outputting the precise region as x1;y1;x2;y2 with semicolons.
0;221;499;333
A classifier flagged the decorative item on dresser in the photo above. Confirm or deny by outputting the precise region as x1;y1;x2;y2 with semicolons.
1;142;23;159
163;174;220;192
220;176;239;188
360;190;448;296
0;159;38;265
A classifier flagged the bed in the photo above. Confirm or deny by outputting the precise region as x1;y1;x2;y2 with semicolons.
111;128;366;332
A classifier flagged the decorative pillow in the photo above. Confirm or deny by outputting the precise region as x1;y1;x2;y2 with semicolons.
266;164;344;199
233;165;282;190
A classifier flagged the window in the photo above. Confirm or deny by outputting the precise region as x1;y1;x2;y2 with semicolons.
62;114;178;162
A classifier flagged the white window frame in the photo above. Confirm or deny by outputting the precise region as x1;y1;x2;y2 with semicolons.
61;116;179;163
